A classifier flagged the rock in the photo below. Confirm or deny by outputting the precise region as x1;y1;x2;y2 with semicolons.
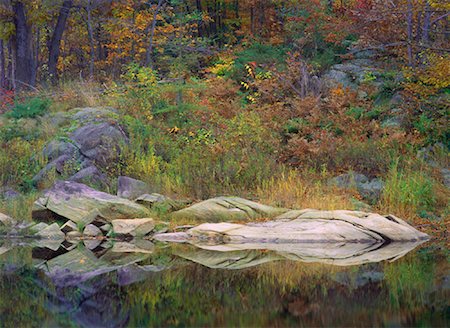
134;193;167;204
43;140;80;162
66;231;83;239
29;222;49;234
330;172;369;187
70;122;128;168
183;210;428;243
111;218;155;237
83;224;103;237
171;196;288;223
0;187;20;200
134;194;184;212
61;220;78;234
32;181;150;226
440;168;450;188
69;166;108;188
358;178;384;203
84;239;102;250
117;176;152;199
329;172;384;203
35;223;65;240
111;240;154;254
100;224;112;233
0;213;15;226
70;107;119;124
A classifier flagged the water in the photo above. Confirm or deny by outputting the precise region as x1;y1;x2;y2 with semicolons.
0;239;448;327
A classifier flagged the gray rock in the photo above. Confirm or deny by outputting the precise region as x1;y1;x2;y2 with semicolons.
31;181;150;226
117;176;151;199
83;224;103;237
173;209;428;244
0;212;15;226
61;220;78;234
29;222;50;234
70;122;128;168
69;166;108;188
70;107;119;124
35;223;65;240
357;178;385;203
66;230;83;239
171;196;288;223
111;218;155;237
441;168;450;189
0;187;20;200
329;172;384;203
43;140;80;162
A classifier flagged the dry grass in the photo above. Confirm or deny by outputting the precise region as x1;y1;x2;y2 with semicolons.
256;169;355;211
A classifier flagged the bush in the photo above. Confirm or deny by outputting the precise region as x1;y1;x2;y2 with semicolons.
7;97;50;119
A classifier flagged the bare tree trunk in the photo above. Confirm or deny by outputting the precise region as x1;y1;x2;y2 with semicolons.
406;0;414;67
86;0;95;79
421;1;431;45
48;0;73;82
13;1;35;89
145;0;165;67
0;40;5;89
7;40;14;90
196;0;203;37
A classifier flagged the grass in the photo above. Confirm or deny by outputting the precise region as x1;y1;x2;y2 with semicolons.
379;160;437;218
256;169;355;210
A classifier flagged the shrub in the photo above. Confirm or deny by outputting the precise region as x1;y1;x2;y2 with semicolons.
7;97;50;119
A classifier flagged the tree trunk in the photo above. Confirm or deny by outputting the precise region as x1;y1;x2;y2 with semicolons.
7;40;14;90
13;1;34;89
86;0;95;79
48;0;73;82
196;0;203;37
145;0;165;67
0;40;5;89
406;0;414;67
421;1;431;45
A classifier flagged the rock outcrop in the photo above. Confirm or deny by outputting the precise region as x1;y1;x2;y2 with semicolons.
158;209;428;244
32;107;127;189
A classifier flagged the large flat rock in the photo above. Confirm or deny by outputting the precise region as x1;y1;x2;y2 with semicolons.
183;210;428;243
32;181;150;225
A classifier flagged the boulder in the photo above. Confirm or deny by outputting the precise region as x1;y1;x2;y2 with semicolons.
111;218;155;237
117;176;152;199
0;212;15;226
60;220;79;234
42;140;80;162
70;122;128;168
35;223;65;240
167;210;428;244
170;196;288;223
0;187;20;200
70;107;119;124
69;166;108;188
329;172;384;203
32;181;150;226
29;222;50;234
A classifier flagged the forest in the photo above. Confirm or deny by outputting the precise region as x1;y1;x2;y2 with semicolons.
0;0;448;235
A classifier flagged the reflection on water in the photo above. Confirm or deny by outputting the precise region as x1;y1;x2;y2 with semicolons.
0;239;448;327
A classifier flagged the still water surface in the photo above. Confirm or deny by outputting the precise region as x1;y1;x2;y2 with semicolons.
0;240;448;327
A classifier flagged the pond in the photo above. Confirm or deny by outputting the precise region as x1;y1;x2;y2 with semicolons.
0;239;448;327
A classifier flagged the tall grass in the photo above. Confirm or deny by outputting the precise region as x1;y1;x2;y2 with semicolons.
380;160;436;218
257;169;354;210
